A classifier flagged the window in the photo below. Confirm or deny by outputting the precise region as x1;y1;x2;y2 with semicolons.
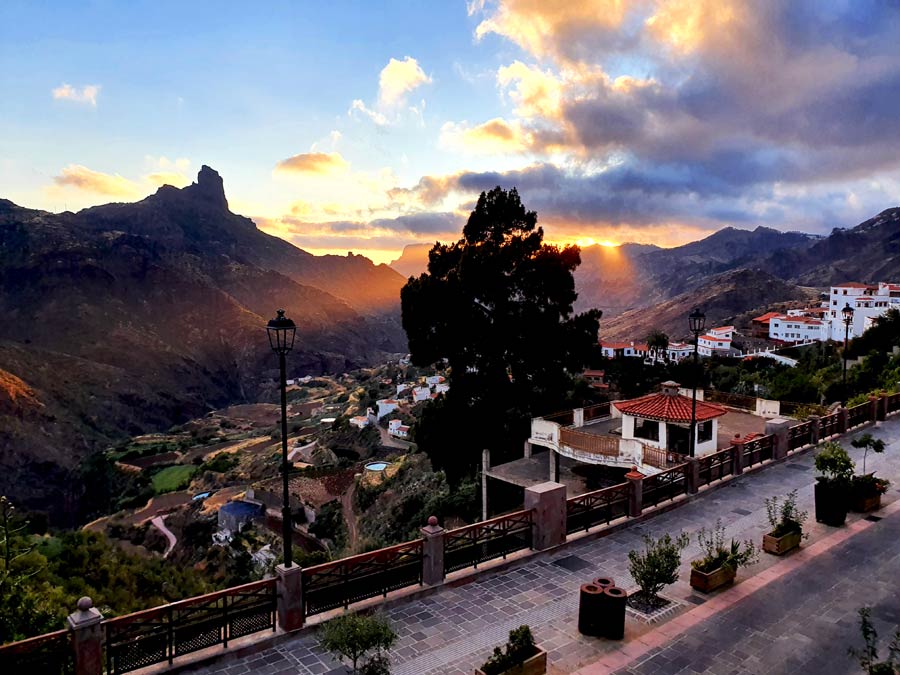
843;289;847;295
697;421;713;443
633;418;659;441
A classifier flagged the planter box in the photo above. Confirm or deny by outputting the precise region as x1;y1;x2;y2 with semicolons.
689;565;736;593
814;481;848;526
475;649;547;675
851;493;882;513
763;530;801;555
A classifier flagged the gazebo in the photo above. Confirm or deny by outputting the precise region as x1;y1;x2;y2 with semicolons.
613;381;727;457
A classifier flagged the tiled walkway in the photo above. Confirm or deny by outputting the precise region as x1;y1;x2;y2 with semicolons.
190;418;900;675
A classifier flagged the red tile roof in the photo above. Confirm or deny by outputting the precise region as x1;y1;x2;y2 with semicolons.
752;311;782;324
614;392;727;423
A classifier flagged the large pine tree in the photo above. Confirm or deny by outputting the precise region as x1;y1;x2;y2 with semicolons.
401;187;601;482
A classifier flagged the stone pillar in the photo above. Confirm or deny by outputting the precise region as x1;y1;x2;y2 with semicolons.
523;439;532;458
482;449;490;522
764;418;793;460
68;597;103;675
838;406;849;434
625;467;644;518
548;449;556;482
553;451;561;483
573;408;584;428
685;456;700;495
877;393;889;422
870;395;884;422
276;563;304;632
524;482;566;550
731;438;745;475
421;516;446;585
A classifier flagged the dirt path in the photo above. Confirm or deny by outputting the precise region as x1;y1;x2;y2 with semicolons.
150;515;177;558
340;482;360;552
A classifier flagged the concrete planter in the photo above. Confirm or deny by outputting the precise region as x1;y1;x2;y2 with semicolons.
763;530;801;556
851;493;882;513
475;648;547;675
814;481;848;526
689;565;736;593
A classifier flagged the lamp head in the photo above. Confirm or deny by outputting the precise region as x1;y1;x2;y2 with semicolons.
266;309;296;355
688;307;706;334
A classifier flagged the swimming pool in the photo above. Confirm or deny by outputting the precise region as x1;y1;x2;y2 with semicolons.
365;461;391;472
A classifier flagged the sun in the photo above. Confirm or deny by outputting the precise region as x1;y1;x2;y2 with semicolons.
573;237;619;248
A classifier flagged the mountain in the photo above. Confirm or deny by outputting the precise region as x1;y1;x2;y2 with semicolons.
0;167;406;519
389;243;432;279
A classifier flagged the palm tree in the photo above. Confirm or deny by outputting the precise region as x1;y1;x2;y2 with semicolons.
646;330;670;364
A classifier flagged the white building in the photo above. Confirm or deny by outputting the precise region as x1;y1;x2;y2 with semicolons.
349;416;369;429
434;382;450;394
665;342;694;363
600;341;649;359
388;419;410;439
411;387;431;403
375;399;400;419
826;282;900;340
425;375;445;386
768;315;828;343
697;326;733;357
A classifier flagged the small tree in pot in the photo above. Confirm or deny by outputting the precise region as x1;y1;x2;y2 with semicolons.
690;520;758;593
627;532;690;612
850;434;890;513
478;625;546;675
814;442;855;526
763;490;807;555
319;613;397;674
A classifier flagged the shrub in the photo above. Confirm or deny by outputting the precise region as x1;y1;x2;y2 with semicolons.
815;442;855;487
764;490;807;537
852;474;891;499
319;613;396;674
480;625;538;675
692;520;758;574
851;433;886;475
849;607;900;675
627;532;690;599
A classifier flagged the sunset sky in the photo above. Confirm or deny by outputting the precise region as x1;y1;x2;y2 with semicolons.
3;1;900;263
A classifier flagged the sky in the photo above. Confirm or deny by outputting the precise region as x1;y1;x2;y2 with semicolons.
3;1;900;264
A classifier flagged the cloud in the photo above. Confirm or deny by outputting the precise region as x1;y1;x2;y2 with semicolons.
349;99;389;126
274;152;349;175
378;56;432;108
440;118;538;154
51;83;100;106
51;164;139;197
146;172;191;188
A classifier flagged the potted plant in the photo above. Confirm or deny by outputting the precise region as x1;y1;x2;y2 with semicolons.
627;532;690;612
850;434;890;513
319;612;397;674
814;442;855;526
690;520;758;593
477;625;546;675
763;490;807;555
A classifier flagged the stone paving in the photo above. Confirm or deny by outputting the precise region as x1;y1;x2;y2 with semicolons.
189;418;900;675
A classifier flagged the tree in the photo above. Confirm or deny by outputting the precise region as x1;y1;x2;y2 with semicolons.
646;330;669;363
627;532;689;605
851;433;886;475
319;613;397;674
401;187;601;480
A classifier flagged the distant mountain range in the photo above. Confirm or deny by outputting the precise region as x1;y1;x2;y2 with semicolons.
0;166;406;517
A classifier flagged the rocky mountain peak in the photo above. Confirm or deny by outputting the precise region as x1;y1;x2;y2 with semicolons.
183;165;228;210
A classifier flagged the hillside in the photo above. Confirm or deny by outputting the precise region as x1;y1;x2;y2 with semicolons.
389;243;432;279
0;167;406;520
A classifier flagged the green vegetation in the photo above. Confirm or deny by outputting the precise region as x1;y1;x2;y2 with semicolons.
202;453;239;473
309;501;348;551
692;520;758;574
318;613;396;674
764;490;807;538
402;187;601;483
849;607;900;675
815;442;855;487
480;625;539;675
627;532;690;602
151;465;198;494
852;433;886;475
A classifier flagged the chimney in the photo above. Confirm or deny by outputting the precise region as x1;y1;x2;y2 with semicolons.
660;381;680;396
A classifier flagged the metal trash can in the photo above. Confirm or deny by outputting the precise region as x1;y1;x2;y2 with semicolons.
592;577;615;590
599;586;628;640
577;583;604;636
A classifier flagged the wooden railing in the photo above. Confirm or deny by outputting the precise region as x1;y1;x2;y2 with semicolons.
302;540;423;617
742;435;775;467
697;447;734;487
566;483;629;534
788;421;813;451
641;444;686;470
848;402;870;429
559;427;620;456
104;579;276;674
443;509;533;574
887;393;900;414
642;464;689;508
542;409;574;426
0;629;72;675
820;412;841;439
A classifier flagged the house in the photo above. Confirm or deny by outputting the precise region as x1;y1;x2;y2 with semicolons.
434;382;450;395
349;416;370;429
826;281;900;340
768;315;828;343
751;312;782;338
665;342;694;363
375;399;400;419
697;327;733;357
425;375;445;386
582;369;609;390
613;381;727;456
396;382;415;396
412;387;431;403
600;341;649;359
388;419;410;439
292;400;325;418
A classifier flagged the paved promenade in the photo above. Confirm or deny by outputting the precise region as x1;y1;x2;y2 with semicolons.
191;418;900;675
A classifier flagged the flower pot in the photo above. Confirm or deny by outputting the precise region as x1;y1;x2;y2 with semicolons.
851;493;882;513
689;565;736;593
763;530;801;555
475;648;547;675
814;481;848;526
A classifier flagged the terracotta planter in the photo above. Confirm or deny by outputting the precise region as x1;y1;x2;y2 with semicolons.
475;648;547;675
814;481;848;526
763;530;801;555
851;493;882;513
689;565;736;593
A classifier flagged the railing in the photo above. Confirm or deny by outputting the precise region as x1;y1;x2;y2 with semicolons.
641;464;689;508
302;539;423;617
888;393;900;415
559;427;620;456
743;435;774;467
788;421;813;451
542;409;574;426
583;403;611;422
444;510;533;574
820;412;841;439
848;402;870;429
704;390;756;410
0;629;73;675
566;482;629;534
697;447;734;487
104;579;275;674
641;445;686;470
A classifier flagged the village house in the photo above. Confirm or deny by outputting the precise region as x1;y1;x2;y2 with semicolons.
349;415;369;429
697;326;733;357
387;419;410;439
826;281;900;339
600;341;649;359
768;315;828;343
412;386;431;403
582;369;609;390
664;341;694;363
375;398;400;419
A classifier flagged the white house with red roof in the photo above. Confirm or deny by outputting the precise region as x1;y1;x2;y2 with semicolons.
697;326;734;357
600;341;649;359
768;315;828;343
827;281;900;340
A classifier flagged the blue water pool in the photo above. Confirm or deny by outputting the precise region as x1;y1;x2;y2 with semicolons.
220;501;262;518
365;461;390;471
192;491;211;501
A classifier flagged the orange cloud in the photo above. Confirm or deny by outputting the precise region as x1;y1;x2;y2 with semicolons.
378;56;431;108
146;171;191;188
51;83;100;106
52;164;139;197
274;152;349;175
645;0;744;54
440;118;535;154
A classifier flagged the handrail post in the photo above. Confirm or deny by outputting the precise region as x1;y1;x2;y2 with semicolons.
807;415;821;446
524;482;566;550
67;597;103;675
764;419;791;459
276;563;304;632
685;457;700;495
731;438;745;475
421;517;445;586
625;467;644;517
838;406;849;434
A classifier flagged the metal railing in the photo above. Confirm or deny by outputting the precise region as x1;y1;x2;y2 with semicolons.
104;579;275;674
697;447;734;487
788;421;813;451
559;427;620;456
541;409;574;426
302;539;423;617
583;403;611;422
743;435;774;467
0;629;73;675
704;390;756;410
566;483;629;534
848;402;870;429
443;509;533;574
641;463;689;508
820;412;841;439
641;444;686;470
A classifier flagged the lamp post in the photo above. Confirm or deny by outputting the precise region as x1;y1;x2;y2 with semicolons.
841;302;854;407
267;309;296;568
688;308;706;457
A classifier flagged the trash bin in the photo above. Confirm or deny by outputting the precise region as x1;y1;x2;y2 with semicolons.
592;577;615;590
599;586;628;640
577;583;604;636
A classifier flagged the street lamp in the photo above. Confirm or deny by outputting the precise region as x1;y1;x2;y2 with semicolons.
267;309;296;567
841;303;854;406
688;308;706;457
